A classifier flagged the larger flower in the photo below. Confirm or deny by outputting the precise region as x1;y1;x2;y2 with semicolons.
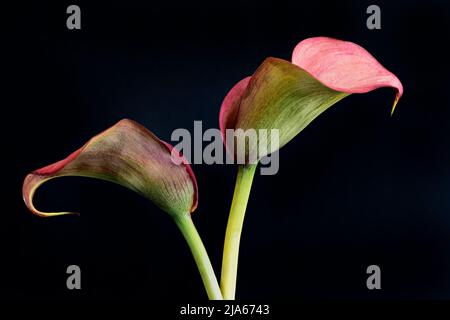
219;37;403;300
219;37;403;162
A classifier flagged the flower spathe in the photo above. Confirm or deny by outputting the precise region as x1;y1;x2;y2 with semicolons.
22;119;198;218
219;37;403;162
292;37;403;107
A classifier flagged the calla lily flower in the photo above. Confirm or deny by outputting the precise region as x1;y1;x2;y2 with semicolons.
22;119;222;300
23;119;197;218
220;37;403;162
219;37;403;299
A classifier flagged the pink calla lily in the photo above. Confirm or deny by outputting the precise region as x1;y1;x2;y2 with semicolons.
219;37;403;162
291;37;403;107
219;37;403;300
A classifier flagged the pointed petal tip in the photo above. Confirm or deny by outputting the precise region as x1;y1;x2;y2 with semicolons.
390;93;402;116
34;211;80;218
22;173;80;218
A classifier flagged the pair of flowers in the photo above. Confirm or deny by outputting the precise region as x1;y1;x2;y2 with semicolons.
22;37;402;300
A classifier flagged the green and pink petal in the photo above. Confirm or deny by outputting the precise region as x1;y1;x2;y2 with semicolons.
22;119;198;218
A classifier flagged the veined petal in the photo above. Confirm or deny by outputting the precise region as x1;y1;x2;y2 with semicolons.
292;37;403;113
22;119;198;218
219;37;404;162
234;57;349;160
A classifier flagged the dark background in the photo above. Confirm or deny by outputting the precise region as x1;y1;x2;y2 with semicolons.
2;0;450;302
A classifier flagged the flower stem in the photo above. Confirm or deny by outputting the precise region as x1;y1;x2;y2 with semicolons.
221;163;257;299
174;213;223;300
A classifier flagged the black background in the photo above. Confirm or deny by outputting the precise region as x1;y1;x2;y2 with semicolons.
2;0;450;302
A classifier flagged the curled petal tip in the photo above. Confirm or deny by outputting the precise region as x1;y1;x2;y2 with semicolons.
390;93;402;116
22;174;79;218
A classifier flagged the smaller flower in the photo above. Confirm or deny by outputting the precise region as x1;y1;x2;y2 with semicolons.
22;119;198;218
22;119;223;299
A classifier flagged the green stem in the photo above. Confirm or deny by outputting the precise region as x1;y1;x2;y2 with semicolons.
220;163;257;299
174;213;223;300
